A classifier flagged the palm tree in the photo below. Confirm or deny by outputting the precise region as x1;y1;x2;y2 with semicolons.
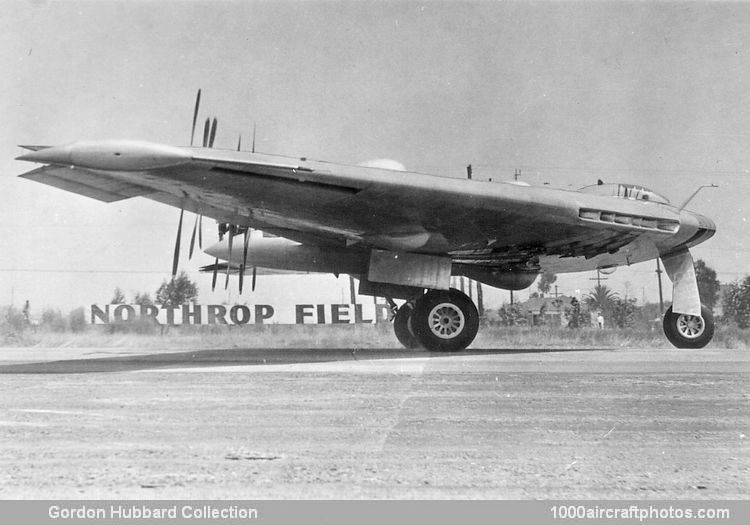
584;284;618;314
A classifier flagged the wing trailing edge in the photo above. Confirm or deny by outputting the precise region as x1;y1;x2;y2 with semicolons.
19;165;153;203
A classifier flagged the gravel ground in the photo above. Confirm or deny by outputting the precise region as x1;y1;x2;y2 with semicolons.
0;346;748;499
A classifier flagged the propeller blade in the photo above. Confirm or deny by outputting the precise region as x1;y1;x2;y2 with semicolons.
211;257;219;292
251;266;257;292
224;227;234;290
172;208;184;277
198;214;203;249
202;118;210;147
190;89;201;146
239;228;250;294
209;118;218;148
189;213;199;259
242;228;250;268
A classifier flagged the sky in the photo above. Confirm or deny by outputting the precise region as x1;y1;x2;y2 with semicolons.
2;0;750;314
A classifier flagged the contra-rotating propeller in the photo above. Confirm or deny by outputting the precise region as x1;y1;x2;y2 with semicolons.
180;90;258;294
173;89;217;277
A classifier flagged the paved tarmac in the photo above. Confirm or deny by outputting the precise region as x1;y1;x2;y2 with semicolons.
0;346;748;499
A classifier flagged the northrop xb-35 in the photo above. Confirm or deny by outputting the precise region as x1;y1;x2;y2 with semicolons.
16;92;717;350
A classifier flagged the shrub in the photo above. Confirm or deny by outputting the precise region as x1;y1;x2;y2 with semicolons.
41;308;66;332
105;316;159;335
68;307;87;333
2;306;28;332
722;277;750;329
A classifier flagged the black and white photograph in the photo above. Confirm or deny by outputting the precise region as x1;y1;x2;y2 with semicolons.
0;0;748;522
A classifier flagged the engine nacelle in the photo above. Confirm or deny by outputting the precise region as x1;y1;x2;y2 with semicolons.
458;267;538;291
205;236;368;275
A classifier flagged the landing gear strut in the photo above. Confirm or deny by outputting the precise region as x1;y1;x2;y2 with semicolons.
662;304;714;349
393;288;479;352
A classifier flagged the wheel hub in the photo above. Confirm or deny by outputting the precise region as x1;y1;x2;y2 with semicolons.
428;303;465;339
676;314;705;339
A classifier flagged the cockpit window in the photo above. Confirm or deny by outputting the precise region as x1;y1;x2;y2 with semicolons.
579;183;670;204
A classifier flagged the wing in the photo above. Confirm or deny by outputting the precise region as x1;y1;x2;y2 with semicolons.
17;140;692;273
19;165;155;203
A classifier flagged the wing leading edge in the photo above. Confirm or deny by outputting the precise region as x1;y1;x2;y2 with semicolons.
16;140;699;274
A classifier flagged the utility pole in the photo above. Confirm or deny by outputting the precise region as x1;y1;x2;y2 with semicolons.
589;269;608;287
656;259;665;314
349;275;356;304
554;285;559;298
510;290;514;305
466;164;472;180
514;168;521;181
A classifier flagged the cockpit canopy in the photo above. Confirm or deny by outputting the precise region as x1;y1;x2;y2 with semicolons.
579;183;670;204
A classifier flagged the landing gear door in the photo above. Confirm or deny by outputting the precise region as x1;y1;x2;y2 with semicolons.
367;249;451;290
661;249;701;316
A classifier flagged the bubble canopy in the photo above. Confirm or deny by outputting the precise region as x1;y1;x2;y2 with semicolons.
579;183;670;204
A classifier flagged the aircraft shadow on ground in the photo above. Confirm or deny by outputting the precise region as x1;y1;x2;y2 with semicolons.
0;347;607;374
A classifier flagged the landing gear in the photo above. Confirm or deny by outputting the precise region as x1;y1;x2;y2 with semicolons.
393;302;420;349
396;288;479;352
662;304;714;349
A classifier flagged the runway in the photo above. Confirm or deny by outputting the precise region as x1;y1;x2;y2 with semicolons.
0;346;748;499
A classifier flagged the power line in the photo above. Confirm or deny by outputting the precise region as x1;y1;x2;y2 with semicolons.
0;268;195;275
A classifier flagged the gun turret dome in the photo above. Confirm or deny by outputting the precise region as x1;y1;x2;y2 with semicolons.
357;159;407;171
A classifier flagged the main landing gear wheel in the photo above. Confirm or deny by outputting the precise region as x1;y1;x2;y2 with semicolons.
662;304;715;349
409;288;479;352
393;302;421;349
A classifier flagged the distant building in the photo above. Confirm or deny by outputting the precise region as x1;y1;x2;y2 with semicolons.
518;295;577;326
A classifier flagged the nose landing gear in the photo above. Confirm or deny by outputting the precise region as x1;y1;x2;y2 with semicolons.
662;304;714;349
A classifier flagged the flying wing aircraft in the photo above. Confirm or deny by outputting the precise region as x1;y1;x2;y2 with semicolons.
16;91;716;350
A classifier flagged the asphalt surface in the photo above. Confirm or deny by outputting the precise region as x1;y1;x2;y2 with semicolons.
0;345;748;499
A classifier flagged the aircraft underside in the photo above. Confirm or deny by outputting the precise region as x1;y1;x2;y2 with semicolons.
204;230;715;352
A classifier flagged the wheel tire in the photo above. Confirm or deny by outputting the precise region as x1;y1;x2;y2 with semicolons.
393;302;421;349
410;288;479;352
663;304;714;349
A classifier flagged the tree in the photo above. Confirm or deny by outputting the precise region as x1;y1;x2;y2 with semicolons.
537;272;557;296
155;271;199;307
68;307;87;333
608;297;637;328
722;276;750;329
496;304;526;326
41;308;66;331
134;292;154;307
111;287;126;304
564;297;590;328
536;302;548;326
695;259;720;311
584;284;618;314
